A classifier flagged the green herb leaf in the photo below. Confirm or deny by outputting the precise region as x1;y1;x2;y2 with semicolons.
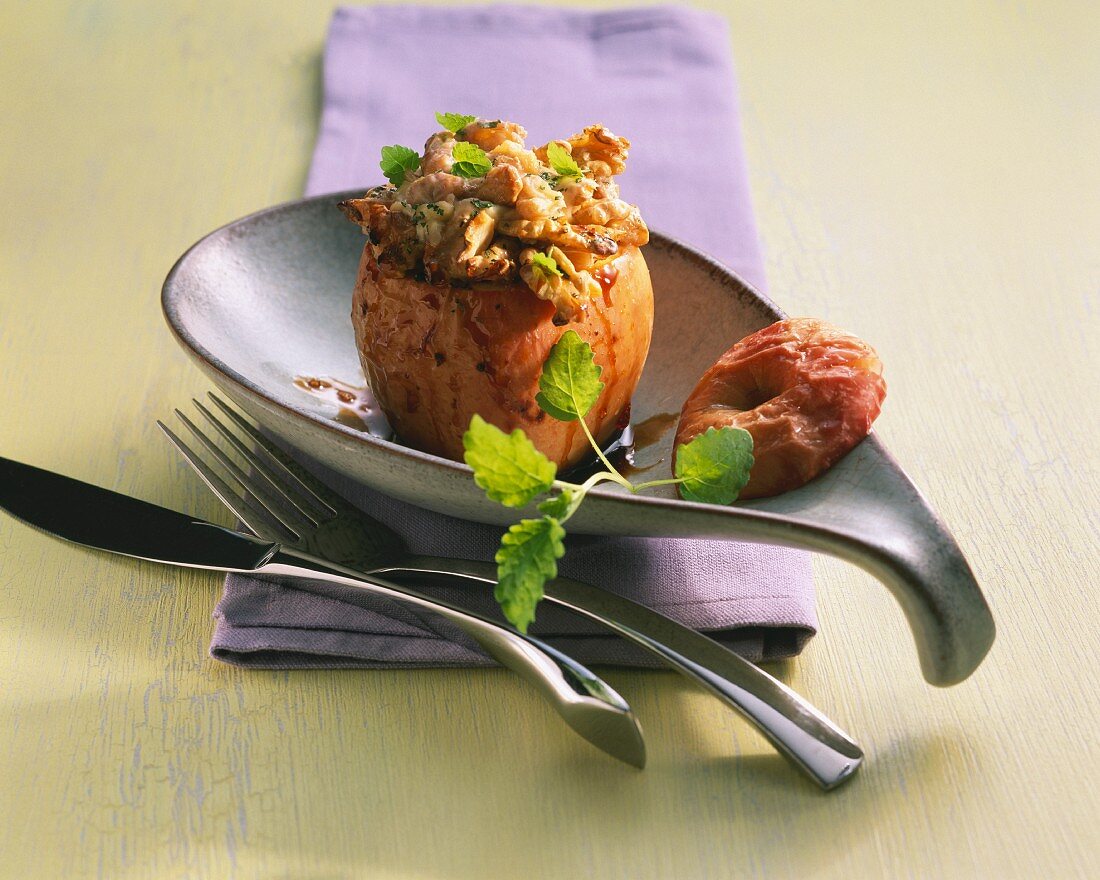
536;330;605;422
546;142;583;182
379;145;420;187
436;112;478;133
451;142;492;178
463;415;556;508
529;251;563;282
495;516;566;632
675;426;755;505
536;488;575;520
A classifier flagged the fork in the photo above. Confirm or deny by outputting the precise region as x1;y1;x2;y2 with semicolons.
163;393;863;789
160;414;646;769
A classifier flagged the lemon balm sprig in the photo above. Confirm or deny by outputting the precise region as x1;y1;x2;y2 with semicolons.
463;331;754;632
545;142;584;183
379;145;420;186
533;331;633;492
435;111;478;132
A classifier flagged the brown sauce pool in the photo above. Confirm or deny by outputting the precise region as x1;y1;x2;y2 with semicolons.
564;410;680;482
620;411;679;475
293;376;392;437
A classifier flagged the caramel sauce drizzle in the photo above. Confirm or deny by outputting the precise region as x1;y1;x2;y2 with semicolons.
563;411;680;481
293;375;392;437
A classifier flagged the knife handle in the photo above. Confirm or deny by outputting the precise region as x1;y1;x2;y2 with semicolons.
391;555;862;790
256;550;646;769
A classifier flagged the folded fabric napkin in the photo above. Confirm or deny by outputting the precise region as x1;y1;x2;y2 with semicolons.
212;4;815;668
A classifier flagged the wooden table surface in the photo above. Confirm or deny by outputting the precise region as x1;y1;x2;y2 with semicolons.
2;1;1097;877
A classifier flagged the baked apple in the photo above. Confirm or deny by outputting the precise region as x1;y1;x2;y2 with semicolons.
674;318;887;498
341;117;652;470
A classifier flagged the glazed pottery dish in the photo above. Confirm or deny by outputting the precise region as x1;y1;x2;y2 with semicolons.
162;191;995;686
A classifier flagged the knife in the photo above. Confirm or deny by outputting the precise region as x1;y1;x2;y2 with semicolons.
0;455;646;767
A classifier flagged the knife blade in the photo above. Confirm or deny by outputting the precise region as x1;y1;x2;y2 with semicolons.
0;456;279;571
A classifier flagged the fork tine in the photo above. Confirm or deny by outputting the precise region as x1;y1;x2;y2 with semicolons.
157;420;298;543
172;408;311;538
205;393;338;517
192;399;327;528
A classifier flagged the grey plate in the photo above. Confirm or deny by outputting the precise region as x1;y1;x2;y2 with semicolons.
162;191;994;686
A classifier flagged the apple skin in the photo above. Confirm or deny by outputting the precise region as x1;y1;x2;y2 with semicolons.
352;245;654;470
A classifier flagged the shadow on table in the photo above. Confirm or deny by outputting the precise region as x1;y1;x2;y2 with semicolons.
206;669;969;879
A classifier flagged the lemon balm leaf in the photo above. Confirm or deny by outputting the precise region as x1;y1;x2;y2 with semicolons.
537;488;575;520
463;415;556;508
536;330;605;422
530;251;563;282
435;111;478;132
379;145;420;187
546;142;583;181
675;426;754;504
451;142;492;178
495;516;566;632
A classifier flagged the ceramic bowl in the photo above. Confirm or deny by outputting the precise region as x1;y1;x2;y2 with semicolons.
162;191;994;685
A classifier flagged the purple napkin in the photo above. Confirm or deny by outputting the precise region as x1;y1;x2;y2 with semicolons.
211;4;815;668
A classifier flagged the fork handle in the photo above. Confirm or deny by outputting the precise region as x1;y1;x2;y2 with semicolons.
255;549;646;769
389;556;862;790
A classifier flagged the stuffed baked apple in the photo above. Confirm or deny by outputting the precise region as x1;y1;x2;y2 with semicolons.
340;114;652;470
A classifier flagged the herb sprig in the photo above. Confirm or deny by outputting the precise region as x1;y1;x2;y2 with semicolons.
464;331;754;631
545;142;583;183
436;111;478;133
529;251;563;283
451;142;492;179
379;145;420;187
